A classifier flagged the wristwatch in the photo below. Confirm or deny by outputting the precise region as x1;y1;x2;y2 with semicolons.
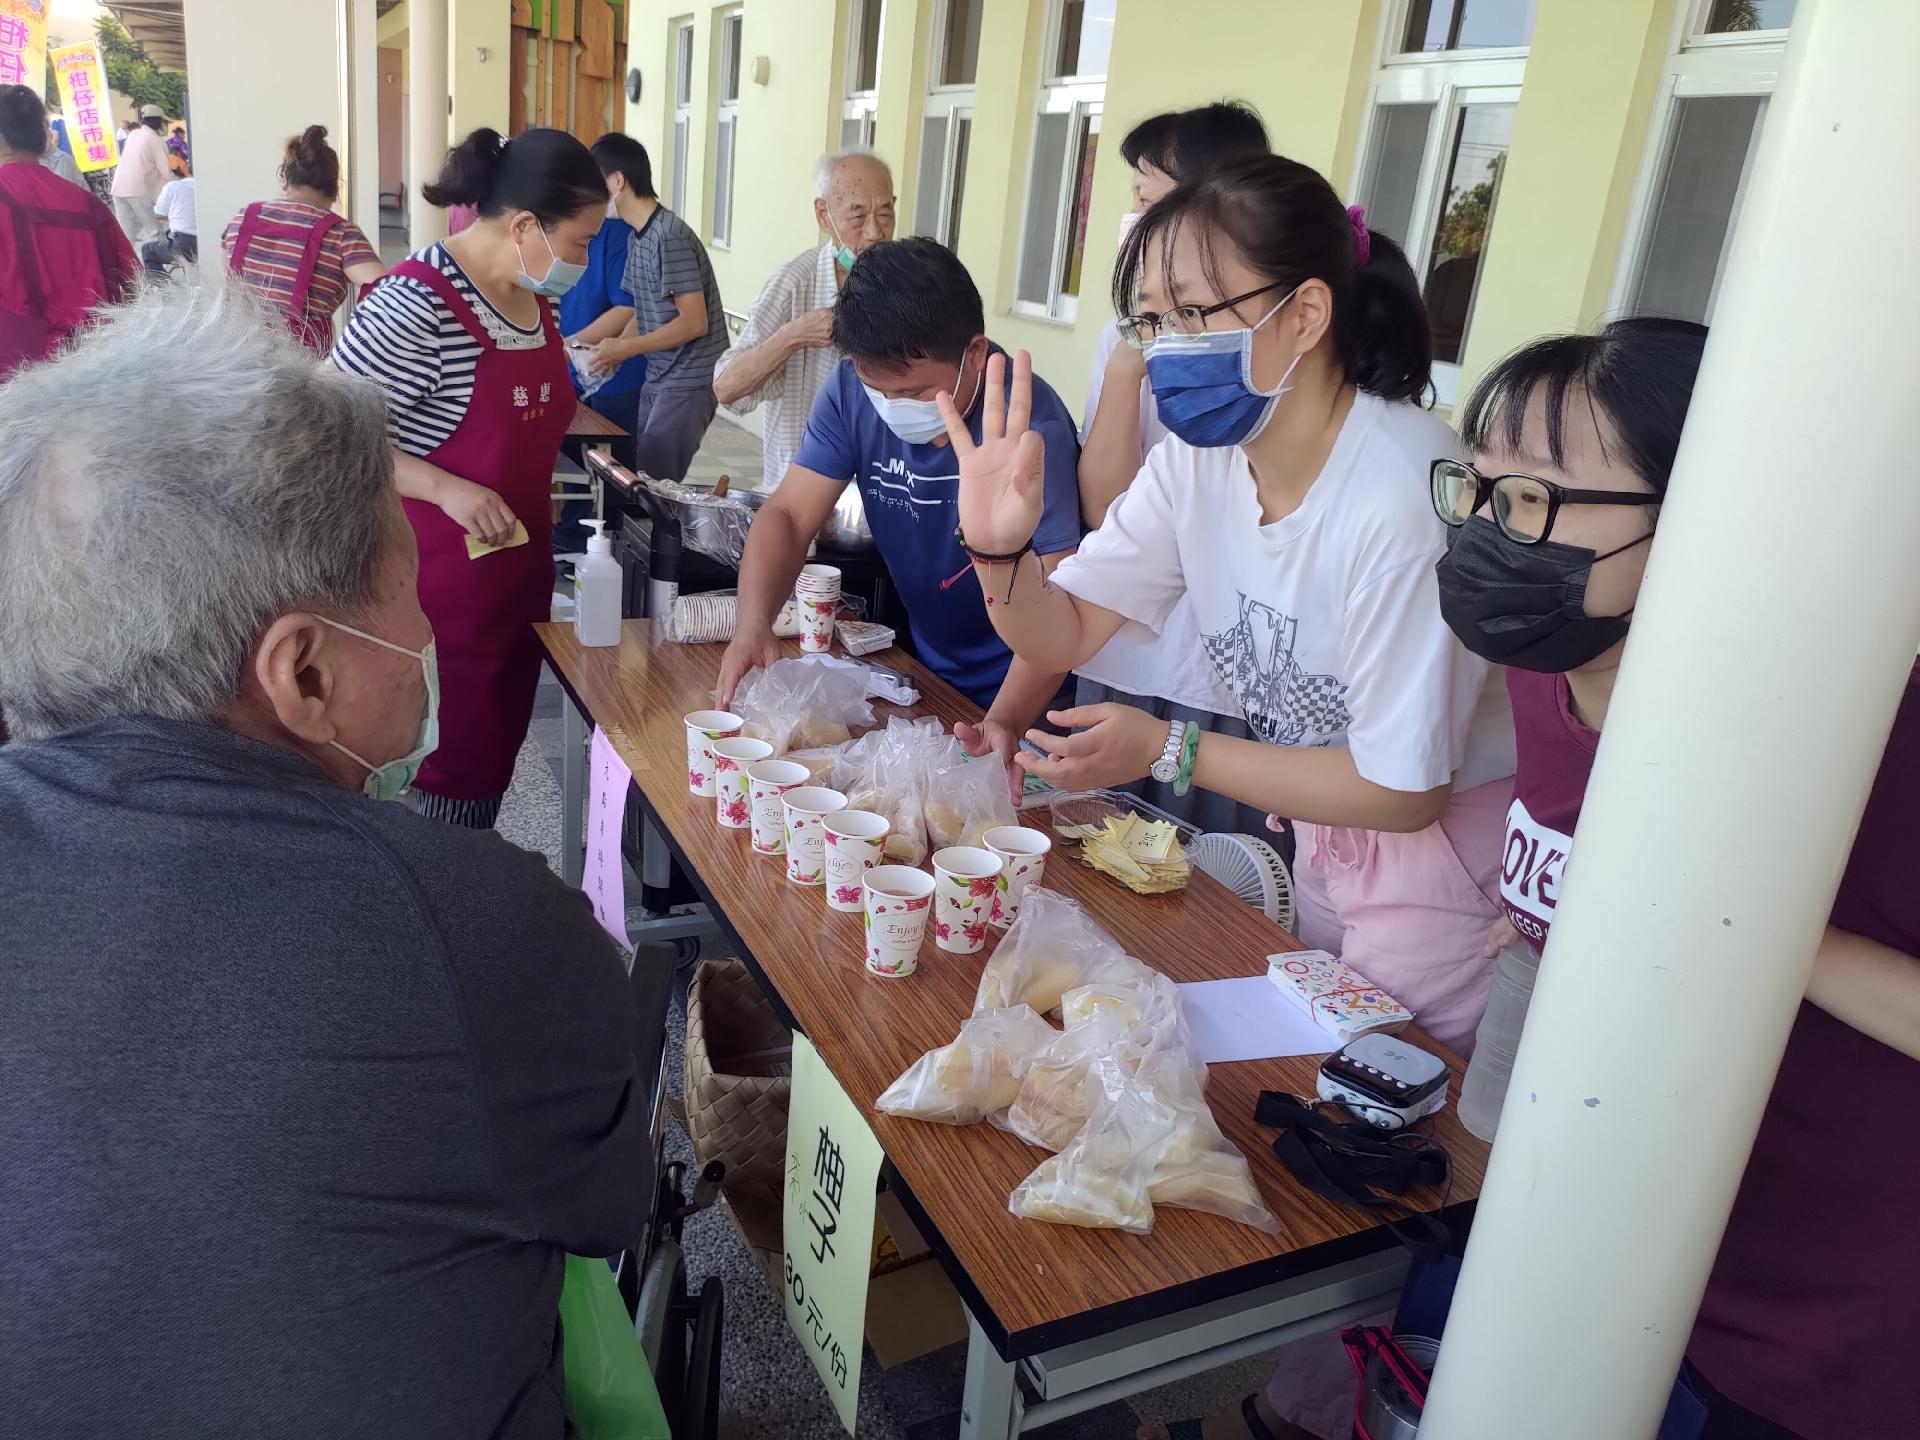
1149;718;1185;783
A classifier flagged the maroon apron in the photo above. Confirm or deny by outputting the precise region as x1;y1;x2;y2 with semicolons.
387;258;577;801
227;201;343;353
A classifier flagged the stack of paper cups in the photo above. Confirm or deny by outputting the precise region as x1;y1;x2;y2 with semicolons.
983;825;1052;928
794;564;841;653
683;710;742;797
864;866;934;978
712;737;774;828
746;759;810;855
781;786;848;885
823;810;891;912
931;846;1003;954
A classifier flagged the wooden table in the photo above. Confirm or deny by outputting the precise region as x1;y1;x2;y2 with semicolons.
566;401;629;440
538;621;1488;1438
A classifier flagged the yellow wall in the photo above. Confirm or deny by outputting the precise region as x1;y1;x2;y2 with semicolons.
1458;0;1681;385
379;0;512;134
621;0;1700;424
451;0;513;137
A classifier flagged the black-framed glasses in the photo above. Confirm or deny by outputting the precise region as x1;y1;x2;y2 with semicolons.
1117;281;1290;349
1431;458;1660;546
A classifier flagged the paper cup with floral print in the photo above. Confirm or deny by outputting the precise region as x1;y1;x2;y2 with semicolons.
746;759;809;855
931;846;1003;954
823;809;891;913
683;710;743;797
794;564;841;653
712;737;774;828
781;786;848;886
982;825;1052;928
795;563;842;598
863;865;934;978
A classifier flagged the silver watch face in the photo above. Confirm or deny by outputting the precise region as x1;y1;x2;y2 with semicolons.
1150;757;1178;782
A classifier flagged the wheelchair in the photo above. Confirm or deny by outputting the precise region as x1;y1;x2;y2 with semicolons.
614;940;727;1439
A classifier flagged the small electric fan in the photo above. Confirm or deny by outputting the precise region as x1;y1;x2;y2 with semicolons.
1188;832;1297;934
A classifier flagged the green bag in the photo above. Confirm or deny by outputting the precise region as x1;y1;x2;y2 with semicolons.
559;1254;672;1440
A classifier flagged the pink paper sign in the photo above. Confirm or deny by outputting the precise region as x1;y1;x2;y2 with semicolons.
586;726;634;949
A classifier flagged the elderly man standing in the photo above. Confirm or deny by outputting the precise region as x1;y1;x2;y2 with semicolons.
109;103;170;245
0;287;648;1439
714;148;896;491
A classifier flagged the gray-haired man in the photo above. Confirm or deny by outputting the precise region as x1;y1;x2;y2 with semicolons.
0;287;647;1438
713;148;896;491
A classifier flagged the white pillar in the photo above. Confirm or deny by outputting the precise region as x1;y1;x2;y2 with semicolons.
407;0;450;250
1419;1;1920;1435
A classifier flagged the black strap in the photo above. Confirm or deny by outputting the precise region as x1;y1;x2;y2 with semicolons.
1255;1091;1454;1263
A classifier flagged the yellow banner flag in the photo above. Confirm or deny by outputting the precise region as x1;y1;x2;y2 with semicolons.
0;0;47;93
52;41;118;173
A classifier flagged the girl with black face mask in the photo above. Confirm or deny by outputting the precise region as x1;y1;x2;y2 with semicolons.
1436;316;1920;1440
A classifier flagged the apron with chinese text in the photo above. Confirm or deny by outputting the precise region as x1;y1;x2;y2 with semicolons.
386;257;576;801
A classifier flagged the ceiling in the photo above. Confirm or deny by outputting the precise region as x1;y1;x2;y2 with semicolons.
103;0;188;72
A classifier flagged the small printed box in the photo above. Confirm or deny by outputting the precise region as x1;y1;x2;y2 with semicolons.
1266;950;1413;1044
835;619;896;657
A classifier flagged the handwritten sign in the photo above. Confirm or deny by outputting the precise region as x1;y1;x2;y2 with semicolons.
0;0;47;93
52;42;118;173
783;1033;883;1436
585;726;633;950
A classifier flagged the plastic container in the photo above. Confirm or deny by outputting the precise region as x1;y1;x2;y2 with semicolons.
574;519;623;647
1457;941;1541;1141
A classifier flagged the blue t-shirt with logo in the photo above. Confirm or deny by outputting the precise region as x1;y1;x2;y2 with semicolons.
791;346;1083;707
558;213;647;403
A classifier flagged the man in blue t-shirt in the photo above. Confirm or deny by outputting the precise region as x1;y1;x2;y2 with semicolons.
717;238;1083;794
559;135;652;471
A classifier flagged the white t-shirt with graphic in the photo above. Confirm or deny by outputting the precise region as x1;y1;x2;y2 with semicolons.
1072;320;1240;714
1052;391;1514;794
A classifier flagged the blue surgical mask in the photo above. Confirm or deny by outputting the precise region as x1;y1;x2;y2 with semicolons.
319;617;440;802
863;356;982;446
1144;289;1301;448
515;226;587;299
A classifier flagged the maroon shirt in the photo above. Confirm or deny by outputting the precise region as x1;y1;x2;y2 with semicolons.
1505;664;1920;1439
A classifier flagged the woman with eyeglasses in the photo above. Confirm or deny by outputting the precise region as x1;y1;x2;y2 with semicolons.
1431;316;1920;1440
943;152;1515;1060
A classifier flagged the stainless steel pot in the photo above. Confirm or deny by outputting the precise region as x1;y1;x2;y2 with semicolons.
736;481;876;553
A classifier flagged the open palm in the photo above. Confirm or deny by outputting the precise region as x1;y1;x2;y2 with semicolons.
939;349;1046;556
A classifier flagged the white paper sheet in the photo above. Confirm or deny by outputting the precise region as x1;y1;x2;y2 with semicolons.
1177;975;1335;1063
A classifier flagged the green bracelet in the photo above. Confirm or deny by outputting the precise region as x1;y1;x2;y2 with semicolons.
1172;720;1201;797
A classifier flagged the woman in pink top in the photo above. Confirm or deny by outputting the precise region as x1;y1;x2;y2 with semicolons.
0;85;135;381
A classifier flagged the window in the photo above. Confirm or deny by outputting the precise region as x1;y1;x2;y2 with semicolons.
1701;0;1796;31
1398;0;1536;53
914;0;981;246
670;18;693;216
1612;0;1795;324
1012;0;1110;321
711;9;742;247
841;0;882;153
1352;3;1527;400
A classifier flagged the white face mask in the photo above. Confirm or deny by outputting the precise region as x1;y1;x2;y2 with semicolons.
1118;208;1142;252
862;354;983;446
318;617;440;802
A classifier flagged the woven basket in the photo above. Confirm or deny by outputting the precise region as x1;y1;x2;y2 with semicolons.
683;957;793;1210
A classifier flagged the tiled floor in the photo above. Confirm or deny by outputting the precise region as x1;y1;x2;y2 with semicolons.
490;419;1337;1439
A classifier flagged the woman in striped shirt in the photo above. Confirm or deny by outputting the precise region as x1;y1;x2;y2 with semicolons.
222;126;384;352
332;127;606;829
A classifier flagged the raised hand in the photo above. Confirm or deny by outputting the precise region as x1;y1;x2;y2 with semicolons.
940;349;1046;557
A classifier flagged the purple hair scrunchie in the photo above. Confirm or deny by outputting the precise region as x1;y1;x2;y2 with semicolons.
1347;204;1371;266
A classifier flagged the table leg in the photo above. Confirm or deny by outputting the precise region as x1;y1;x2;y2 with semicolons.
959;1313;1020;1440
561;692;587;888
